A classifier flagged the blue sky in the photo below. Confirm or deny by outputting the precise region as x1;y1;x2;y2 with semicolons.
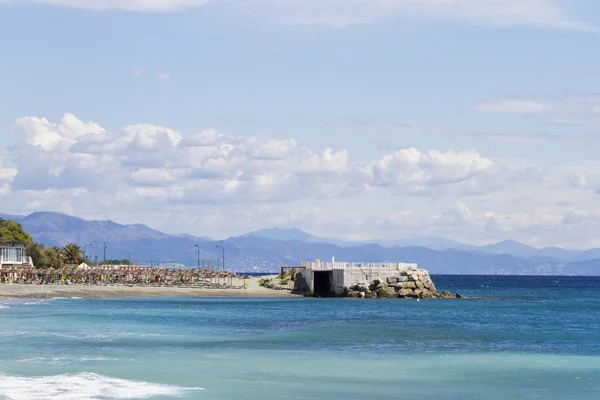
1;0;600;248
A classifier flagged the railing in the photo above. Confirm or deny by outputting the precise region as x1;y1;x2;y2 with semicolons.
301;261;417;270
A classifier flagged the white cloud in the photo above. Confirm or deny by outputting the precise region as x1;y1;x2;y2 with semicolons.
2;0;595;31
373;148;493;192
4;113;600;247
157;73;171;81
0;156;16;197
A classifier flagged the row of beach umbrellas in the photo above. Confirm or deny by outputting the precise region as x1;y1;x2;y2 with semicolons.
0;266;251;285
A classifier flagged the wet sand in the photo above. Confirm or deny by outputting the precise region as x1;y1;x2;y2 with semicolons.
0;276;295;299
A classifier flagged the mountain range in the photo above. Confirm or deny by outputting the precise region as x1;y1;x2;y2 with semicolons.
2;211;600;275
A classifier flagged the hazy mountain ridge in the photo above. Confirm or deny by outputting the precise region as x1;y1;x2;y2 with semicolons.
2;212;599;275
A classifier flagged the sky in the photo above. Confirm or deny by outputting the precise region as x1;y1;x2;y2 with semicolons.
1;0;600;248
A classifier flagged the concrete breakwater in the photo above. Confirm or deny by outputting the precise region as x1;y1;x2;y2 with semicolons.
342;269;460;299
291;260;461;299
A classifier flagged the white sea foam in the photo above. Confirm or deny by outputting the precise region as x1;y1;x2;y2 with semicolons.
0;372;204;400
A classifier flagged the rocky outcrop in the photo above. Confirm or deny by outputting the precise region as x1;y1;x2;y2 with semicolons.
343;269;461;299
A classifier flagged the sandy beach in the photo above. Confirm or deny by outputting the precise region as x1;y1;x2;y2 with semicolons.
0;276;296;299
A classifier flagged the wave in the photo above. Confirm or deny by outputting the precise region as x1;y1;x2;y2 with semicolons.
16;356;127;365
0;372;204;399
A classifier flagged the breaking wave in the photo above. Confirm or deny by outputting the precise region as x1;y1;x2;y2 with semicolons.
0;372;204;400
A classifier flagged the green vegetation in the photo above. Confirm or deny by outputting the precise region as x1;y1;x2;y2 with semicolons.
61;243;82;265
0;218;33;244
276;269;295;286
1;218;86;268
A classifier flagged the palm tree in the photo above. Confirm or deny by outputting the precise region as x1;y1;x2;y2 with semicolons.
60;243;82;265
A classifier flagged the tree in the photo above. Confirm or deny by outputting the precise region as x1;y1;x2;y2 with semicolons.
43;247;64;268
60;243;83;265
26;243;64;269
0;220;33;245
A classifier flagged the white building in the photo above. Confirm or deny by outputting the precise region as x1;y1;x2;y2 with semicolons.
0;242;34;268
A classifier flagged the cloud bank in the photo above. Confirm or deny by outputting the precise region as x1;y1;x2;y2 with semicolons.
1;113;599;247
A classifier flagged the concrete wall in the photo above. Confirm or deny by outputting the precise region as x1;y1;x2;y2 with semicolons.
300;267;424;296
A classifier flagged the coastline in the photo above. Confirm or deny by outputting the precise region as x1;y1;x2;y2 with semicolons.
0;276;296;300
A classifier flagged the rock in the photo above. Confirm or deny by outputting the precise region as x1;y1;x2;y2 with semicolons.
397;289;413;298
375;281;388;290
376;287;396;299
420;289;433;299
398;276;408;283
415;281;425;290
372;279;382;286
455;293;463;298
386;277;399;284
359;292;366;299
441;290;454;298
399;281;416;290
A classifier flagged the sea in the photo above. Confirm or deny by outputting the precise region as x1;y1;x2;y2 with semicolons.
0;275;599;400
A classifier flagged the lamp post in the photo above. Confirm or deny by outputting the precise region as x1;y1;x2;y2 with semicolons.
194;244;200;268
216;244;225;271
101;240;109;262
83;243;93;264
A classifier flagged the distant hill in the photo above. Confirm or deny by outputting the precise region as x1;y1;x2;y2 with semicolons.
1;211;599;275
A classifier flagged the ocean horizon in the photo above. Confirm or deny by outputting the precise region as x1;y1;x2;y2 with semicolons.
1;275;599;399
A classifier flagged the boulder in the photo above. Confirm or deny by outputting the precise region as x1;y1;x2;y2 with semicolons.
359;292;366;299
375;281;388;290
441;290;454;298
376;287;396;299
397;289;414;298
398;276;408;283
399;281;416;290
415;281;425;290
386;277;399;284
455;293;463;299
420;289;433;299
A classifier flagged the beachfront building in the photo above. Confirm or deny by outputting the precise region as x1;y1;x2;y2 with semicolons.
299;258;418;296
0;242;34;268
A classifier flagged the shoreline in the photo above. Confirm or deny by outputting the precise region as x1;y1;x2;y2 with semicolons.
0;276;297;300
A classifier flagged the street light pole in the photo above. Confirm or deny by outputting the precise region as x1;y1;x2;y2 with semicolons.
83;243;93;264
216;244;225;271
194;244;200;268
101;240;109;262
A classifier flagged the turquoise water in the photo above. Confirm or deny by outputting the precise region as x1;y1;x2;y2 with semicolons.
0;275;599;399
